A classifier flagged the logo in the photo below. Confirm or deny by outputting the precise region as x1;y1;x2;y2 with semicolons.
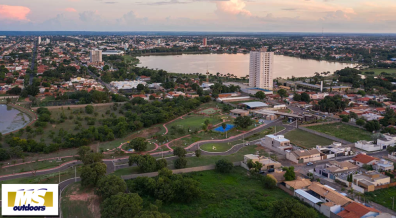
2;184;59;216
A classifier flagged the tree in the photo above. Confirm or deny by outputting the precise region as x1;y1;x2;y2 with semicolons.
270;198;318;218
234;116;253;129
215;159;233;173
85;105;94;114
156;159;167;170
101;193;143;218
262;175;277;189
283;166;296;181
158;167;173;178
174;157;187;169
301;92;310;103
134;211;171;218
195;149;201;157
349;111;358;120
357;90;366;96
137;84;145;91
0;148;10;161
130;137;148;152
277;89;288;100
95;175;127;199
254;91;266;100
364;120;380;132
356;119;365;126
80;162;107;187
293;93;301;101
129;154;157;173
386;145;396;154
173;147;186;158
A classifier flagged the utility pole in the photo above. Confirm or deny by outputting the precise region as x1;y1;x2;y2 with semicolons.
58;170;60;184
74;166;76;182
392;196;394;210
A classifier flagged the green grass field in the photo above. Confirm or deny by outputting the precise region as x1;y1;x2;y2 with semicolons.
200;142;234;152
361;68;396;76
0;157;75;176
168;115;222;129
306;123;371;143
156;167;297;218
365;186;396;212
285;129;333;148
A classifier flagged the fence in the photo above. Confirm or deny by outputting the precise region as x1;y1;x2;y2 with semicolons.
277;184;294;196
298;126;352;145
122;162;241;180
300;121;340;127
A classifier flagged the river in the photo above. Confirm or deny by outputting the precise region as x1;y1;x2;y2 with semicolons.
0;104;32;134
137;53;356;78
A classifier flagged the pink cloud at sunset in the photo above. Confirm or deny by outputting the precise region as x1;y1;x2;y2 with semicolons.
65;8;77;12
0;5;30;21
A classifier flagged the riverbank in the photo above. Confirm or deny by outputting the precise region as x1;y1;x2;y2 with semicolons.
0;103;37;135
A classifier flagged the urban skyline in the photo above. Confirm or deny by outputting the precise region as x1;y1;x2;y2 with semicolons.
1;0;396;33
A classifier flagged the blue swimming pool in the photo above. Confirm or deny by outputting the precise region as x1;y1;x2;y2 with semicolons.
214;124;235;132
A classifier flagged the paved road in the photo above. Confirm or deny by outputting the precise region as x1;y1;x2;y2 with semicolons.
29;41;37;85
65;49;117;94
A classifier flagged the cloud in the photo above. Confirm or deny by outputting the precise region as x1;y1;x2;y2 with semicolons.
104;1;118;4
117;11;148;24
65;8;77;12
216;0;252;16
79;11;101;22
0;5;30;21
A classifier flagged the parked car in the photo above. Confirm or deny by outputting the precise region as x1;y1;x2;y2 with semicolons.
306;162;313;166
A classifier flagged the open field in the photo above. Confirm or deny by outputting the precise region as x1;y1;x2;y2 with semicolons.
361;68;396;76
306;123;372;142
61;182;100;218
155;167;306;218
285;129;334;148
365;187;396;212
198;107;221;115
200;142;235;152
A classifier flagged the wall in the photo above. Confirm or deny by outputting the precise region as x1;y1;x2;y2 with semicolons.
277;184;294;196
301;121;340;127
351;183;365;193
374;182;396;190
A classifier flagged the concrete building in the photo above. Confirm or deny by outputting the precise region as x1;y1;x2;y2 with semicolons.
377;133;396;149
110;81;146;90
90;50;102;63
262;135;293;154
203;38;207;46
102;50;124;56
314;161;359;180
229;109;249;117
375;159;394;172
249;47;274;90
355;140;383;152
337;202;381;218
315;142;352;159
38;36;41;45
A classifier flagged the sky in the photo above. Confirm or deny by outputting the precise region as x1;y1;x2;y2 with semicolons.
1;0;396;33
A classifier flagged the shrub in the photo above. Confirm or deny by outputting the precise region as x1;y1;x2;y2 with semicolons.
215;159;233;173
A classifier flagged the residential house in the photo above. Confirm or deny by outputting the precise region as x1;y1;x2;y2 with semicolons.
362;113;384;121
352;171;391;192
229;109;249;117
284;177;312;190
242;154;282;172
355;141;383;152
314;160;359;180
375;159;394;172
262;135;293;154
388;152;396;161
377;133;396;149
286;149;322;164
352;154;379;167
337;202;381;218
316;142;352;159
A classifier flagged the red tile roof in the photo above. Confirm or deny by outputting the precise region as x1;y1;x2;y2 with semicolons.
337;202;380;218
352;154;379;164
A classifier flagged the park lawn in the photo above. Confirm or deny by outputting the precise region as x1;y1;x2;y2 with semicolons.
0;157;75;176
200;142;235;152
167;115;222;130
285;129;333;148
61;182;100;218
306;123;372;142
365;186;396;212
361;68;396;76
156;167;293;218
110;166;139;177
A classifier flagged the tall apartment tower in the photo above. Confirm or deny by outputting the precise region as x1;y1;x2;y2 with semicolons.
38;36;41;45
90;50;102;63
249;47;274;90
203;38;207;46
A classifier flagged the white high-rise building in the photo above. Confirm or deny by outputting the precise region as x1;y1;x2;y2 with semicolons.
90;50;102;63
46;38;50;44
38;36;41;45
249;47;274;90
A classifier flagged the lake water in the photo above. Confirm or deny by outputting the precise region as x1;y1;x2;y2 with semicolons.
0;104;32;134
137;53;356;78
